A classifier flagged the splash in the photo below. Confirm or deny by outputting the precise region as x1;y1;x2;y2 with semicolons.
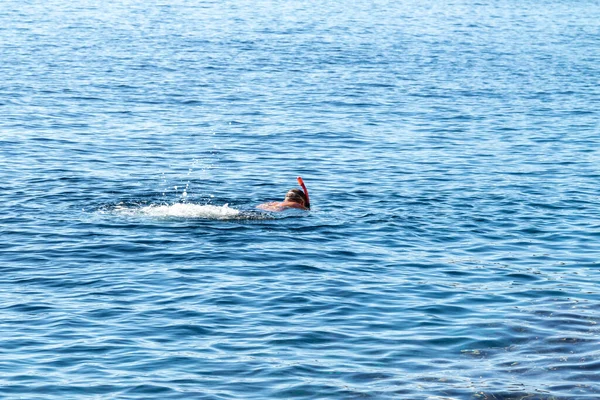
113;203;241;220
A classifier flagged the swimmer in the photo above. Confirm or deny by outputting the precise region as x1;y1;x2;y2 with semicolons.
257;177;311;212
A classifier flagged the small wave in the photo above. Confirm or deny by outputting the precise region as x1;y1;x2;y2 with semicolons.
113;203;241;220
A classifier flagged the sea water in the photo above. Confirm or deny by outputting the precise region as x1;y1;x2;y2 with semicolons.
1;0;599;398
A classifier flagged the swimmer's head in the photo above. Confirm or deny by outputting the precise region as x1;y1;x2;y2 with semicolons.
285;189;307;206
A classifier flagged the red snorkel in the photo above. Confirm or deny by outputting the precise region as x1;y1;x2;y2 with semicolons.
297;176;310;209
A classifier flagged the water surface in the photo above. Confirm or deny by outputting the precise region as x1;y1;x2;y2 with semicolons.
1;0;599;398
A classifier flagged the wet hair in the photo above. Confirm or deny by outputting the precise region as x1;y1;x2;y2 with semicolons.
285;189;307;205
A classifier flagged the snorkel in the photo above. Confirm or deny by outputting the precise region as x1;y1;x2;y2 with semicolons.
297;176;310;209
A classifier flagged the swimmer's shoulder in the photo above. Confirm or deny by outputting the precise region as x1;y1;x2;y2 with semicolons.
257;201;307;212
257;202;283;211
282;202;307;210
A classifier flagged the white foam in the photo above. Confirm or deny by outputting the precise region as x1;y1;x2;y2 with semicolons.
114;203;240;219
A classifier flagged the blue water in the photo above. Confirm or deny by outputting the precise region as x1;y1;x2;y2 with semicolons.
1;0;599;398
